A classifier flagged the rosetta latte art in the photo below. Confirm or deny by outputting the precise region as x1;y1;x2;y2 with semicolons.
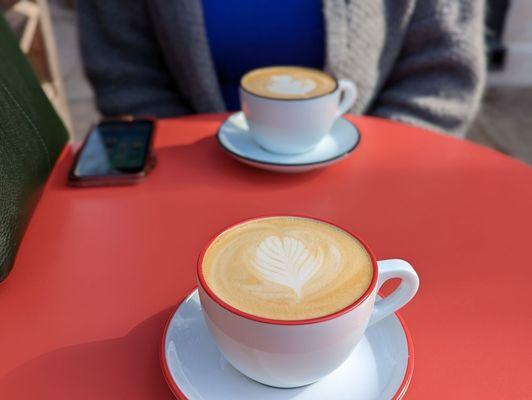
253;236;340;300
253;236;326;300
266;75;317;96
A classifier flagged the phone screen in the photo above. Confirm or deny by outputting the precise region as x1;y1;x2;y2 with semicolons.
73;120;153;178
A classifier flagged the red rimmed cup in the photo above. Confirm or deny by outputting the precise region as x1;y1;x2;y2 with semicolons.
197;216;419;388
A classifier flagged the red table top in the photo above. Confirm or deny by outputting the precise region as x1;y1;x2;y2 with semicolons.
1;114;531;399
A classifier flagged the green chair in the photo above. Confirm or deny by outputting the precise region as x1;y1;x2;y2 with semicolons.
0;12;68;281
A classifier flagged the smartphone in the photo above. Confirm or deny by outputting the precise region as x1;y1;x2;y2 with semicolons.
69;119;156;187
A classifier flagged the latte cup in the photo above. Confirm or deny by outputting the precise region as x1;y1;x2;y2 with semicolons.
197;216;419;388
240;67;358;155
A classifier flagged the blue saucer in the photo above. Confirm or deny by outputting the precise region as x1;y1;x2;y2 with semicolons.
217;112;360;173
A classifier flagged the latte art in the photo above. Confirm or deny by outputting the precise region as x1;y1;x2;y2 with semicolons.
202;217;373;320
253;235;326;300
266;75;317;96
241;67;337;100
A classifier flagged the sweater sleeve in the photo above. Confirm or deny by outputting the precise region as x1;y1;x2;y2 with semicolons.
369;0;486;137
76;0;191;117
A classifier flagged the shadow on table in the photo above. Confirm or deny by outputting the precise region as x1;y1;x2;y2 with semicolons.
0;308;175;399
154;136;327;191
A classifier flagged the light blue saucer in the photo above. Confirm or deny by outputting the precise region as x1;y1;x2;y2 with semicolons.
217;112;360;173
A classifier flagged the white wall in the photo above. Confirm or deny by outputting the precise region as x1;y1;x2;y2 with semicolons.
489;0;532;86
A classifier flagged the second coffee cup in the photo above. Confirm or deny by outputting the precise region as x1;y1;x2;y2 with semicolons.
240;66;358;155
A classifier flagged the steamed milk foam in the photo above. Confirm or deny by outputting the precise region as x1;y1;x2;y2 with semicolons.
202;217;373;320
241;67;337;100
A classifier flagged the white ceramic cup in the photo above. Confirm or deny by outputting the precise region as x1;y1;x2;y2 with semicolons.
240;70;358;155
197;216;419;388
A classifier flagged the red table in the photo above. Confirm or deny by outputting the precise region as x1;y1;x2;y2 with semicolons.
0;114;531;399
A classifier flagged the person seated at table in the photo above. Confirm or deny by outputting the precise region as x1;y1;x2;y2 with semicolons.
77;0;485;138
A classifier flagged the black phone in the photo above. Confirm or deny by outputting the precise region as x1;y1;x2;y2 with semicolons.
68;119;156;187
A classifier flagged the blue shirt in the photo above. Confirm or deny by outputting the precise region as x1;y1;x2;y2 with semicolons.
202;0;325;110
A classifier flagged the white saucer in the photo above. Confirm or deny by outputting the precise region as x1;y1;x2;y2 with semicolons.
161;289;414;400
217;112;360;173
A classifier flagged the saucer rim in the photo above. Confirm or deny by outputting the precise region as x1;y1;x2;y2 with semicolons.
160;288;415;400
216;112;361;167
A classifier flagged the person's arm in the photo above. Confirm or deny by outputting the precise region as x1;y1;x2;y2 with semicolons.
369;0;486;137
76;0;191;117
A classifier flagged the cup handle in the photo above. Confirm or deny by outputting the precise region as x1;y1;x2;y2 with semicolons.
368;259;419;326
334;79;358;118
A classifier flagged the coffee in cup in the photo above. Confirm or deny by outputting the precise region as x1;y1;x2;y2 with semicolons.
198;216;419;388
240;66;358;155
202;216;373;320
241;67;338;100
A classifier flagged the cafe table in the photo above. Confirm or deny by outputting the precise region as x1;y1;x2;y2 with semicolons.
0;114;531;399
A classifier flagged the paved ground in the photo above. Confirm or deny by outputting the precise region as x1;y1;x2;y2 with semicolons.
468;87;532;164
50;2;532;165
50;1;99;141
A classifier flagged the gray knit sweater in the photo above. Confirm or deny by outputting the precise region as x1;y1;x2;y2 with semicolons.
77;0;485;137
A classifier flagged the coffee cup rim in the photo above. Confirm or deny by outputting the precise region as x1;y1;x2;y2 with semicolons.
239;66;339;101
197;215;379;326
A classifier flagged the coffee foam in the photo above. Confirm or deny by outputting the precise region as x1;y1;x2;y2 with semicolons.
202;217;373;320
241;67;337;100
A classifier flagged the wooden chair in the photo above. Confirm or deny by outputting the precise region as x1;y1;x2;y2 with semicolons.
2;0;72;133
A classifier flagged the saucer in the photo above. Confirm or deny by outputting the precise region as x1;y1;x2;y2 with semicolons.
217;112;360;173
161;289;414;400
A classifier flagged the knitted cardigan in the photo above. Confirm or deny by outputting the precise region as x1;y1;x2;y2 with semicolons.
78;0;485;137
